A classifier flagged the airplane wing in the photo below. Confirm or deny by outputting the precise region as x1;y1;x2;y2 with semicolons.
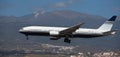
59;23;84;36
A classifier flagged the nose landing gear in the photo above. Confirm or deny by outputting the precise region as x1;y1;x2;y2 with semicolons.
25;35;29;40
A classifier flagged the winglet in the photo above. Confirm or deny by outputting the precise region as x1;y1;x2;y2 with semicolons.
108;15;117;21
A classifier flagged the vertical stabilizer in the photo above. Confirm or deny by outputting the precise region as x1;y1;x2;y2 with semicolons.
98;15;117;31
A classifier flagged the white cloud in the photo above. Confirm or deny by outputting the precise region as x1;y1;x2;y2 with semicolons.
33;0;80;17
34;8;46;18
54;2;68;8
53;0;79;8
114;8;120;12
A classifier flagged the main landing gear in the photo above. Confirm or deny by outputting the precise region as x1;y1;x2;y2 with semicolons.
25;35;29;40
64;38;71;44
64;35;71;43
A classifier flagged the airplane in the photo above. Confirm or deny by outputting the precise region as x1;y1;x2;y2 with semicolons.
19;15;117;43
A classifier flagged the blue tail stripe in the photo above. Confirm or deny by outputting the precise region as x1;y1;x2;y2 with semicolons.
108;15;117;21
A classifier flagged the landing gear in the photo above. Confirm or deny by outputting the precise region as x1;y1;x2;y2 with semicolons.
25;35;29;40
64;35;71;43
64;38;71;44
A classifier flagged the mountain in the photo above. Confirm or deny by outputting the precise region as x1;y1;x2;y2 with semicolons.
0;10;120;52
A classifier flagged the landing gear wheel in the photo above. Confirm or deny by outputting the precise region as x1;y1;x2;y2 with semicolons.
64;38;71;44
25;35;29;40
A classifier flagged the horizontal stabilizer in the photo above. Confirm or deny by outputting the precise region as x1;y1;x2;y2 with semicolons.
103;30;117;35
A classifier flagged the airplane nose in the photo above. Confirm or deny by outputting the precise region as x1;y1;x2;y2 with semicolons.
19;29;23;32
19;29;25;33
19;28;28;35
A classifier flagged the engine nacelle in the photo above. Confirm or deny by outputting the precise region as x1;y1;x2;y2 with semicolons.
50;37;60;40
49;31;60;40
49;31;59;36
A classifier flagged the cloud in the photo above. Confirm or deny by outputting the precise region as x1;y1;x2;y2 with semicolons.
33;0;79;18
40;0;79;10
113;8;120;12
53;2;69;8
53;0;79;8
34;8;46;18
69;0;79;3
113;8;120;15
112;8;120;15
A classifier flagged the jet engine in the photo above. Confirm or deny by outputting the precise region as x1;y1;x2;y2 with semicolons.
49;31;60;40
49;31;59;36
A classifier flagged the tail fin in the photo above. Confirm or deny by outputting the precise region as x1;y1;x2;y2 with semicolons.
98;15;117;31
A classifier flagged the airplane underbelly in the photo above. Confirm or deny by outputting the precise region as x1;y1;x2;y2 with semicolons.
72;32;103;38
72;34;103;38
20;30;50;36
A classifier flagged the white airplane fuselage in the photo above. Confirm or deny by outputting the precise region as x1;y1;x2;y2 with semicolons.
19;15;117;43
19;26;106;38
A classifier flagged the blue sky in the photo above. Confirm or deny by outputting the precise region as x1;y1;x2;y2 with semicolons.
0;0;120;18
